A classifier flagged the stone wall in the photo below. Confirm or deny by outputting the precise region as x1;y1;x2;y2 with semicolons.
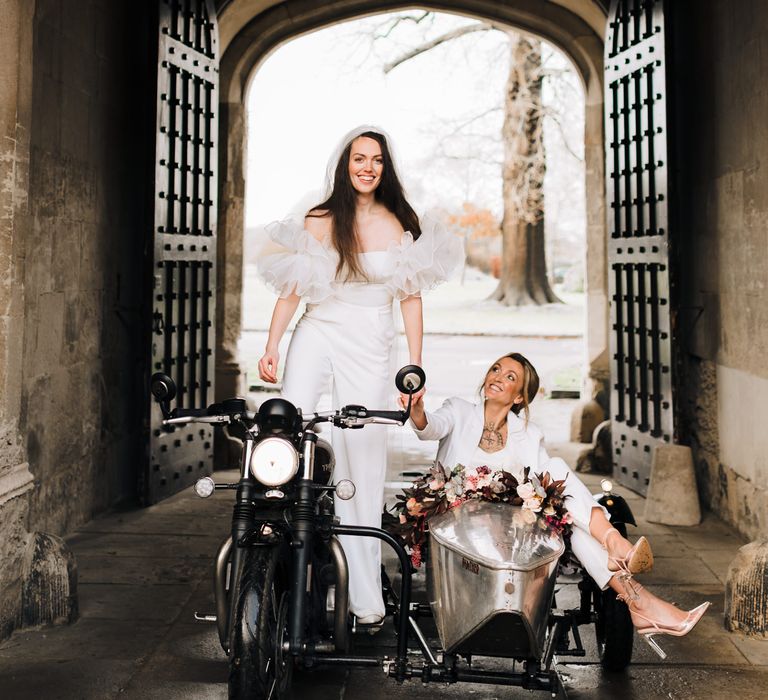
0;0;37;642
0;0;153;638
673;0;768;539
21;0;152;533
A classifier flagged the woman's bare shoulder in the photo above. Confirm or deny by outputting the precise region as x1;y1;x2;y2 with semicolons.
304;210;332;243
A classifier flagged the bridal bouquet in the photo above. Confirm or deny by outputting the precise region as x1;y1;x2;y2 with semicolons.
387;463;572;568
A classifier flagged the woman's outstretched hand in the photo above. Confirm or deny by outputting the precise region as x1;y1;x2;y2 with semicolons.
258;349;280;383
399;388;427;429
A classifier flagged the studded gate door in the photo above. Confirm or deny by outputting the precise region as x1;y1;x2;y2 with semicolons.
146;0;219;504
605;0;675;495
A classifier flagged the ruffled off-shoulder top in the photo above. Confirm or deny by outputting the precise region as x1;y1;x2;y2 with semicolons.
256;215;464;303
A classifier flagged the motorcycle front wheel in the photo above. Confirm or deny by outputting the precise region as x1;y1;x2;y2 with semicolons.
228;541;293;700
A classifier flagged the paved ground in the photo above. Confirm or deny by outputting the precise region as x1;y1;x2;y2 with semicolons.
2;335;767;699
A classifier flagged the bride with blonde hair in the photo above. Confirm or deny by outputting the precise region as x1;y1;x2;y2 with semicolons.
404;351;710;658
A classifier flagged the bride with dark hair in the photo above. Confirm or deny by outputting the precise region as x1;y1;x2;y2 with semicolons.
257;126;462;624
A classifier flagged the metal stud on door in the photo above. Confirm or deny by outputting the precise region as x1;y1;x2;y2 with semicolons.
605;0;674;495
147;0;219;504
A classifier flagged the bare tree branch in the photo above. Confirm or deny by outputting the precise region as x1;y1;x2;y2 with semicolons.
374;11;432;39
543;111;584;162
383;22;496;73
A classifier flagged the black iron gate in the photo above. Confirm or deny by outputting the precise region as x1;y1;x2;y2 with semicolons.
605;0;675;495
146;0;219;504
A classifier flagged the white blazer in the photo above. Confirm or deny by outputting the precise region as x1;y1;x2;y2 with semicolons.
411;397;551;472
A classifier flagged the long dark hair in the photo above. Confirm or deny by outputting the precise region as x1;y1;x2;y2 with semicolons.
479;352;541;423
307;130;421;282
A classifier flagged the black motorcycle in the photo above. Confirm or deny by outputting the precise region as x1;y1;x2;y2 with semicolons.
151;365;427;698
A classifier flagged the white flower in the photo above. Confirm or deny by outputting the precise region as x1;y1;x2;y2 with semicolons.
521;508;538;524
517;483;535;500
477;473;492;489
524;497;543;513
543;504;556;516
529;475;546;499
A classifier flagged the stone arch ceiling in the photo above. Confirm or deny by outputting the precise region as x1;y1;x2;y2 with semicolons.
216;1;608;51
215;0;608;103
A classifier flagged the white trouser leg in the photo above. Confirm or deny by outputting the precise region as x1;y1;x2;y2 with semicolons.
542;457;614;589
570;525;614;589
329;307;392;619
282;302;394;619
281;321;332;413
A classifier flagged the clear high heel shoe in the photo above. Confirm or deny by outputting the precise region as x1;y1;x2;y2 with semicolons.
602;527;654;575
617;579;711;660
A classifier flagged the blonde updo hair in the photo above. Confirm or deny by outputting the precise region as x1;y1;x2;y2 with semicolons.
479;352;540;423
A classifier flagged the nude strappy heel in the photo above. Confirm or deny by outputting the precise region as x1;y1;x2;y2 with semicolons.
602;527;654;575
616;579;711;659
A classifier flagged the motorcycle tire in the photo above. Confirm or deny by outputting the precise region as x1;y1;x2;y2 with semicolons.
228;542;293;700
596;586;634;671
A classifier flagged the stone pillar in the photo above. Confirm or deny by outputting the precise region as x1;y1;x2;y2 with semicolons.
0;0;35;640
0;0;78;640
644;444;702;526
214;100;246;468
215;100;246;403
582;81;609;409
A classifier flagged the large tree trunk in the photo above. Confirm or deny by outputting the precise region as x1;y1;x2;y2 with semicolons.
491;34;560;305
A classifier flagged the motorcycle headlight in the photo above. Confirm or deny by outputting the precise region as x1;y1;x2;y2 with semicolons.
249;437;299;486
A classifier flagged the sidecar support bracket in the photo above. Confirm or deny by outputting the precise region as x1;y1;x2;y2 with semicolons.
390;663;559;693
331;524;412;681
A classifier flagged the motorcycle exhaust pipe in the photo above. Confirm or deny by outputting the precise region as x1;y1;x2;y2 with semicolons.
328;535;349;653
214;535;233;651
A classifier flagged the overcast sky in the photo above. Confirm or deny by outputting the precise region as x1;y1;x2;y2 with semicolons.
244;12;584;230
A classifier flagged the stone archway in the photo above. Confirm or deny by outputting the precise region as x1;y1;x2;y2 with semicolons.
213;0;609;408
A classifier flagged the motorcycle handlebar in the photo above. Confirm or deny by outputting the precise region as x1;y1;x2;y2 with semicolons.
161;407;257;427
303;405;410;429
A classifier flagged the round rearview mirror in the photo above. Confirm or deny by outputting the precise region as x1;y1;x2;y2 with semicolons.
395;365;426;394
150;372;177;402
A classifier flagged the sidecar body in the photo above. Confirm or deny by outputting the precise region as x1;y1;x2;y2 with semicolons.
427;500;564;659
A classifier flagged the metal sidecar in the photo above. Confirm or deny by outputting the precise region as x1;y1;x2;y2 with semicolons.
427;500;564;659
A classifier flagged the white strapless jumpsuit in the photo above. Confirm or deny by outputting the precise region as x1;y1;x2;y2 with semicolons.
257;218;463;619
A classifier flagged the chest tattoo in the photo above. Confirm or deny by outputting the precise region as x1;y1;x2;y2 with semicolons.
479;422;506;452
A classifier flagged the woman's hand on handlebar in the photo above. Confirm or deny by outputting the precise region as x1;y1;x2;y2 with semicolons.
258;348;280;383
399;387;427;429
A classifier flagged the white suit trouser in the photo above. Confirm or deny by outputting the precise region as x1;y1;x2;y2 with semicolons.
541;456;613;589
282;296;395;619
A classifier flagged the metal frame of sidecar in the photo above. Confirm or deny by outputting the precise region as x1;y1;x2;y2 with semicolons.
296;523;564;696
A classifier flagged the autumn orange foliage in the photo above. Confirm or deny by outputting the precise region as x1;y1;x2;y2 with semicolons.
447;202;500;240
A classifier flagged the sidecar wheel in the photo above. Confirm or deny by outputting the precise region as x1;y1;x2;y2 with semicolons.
228;543;292;700
596;587;634;671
